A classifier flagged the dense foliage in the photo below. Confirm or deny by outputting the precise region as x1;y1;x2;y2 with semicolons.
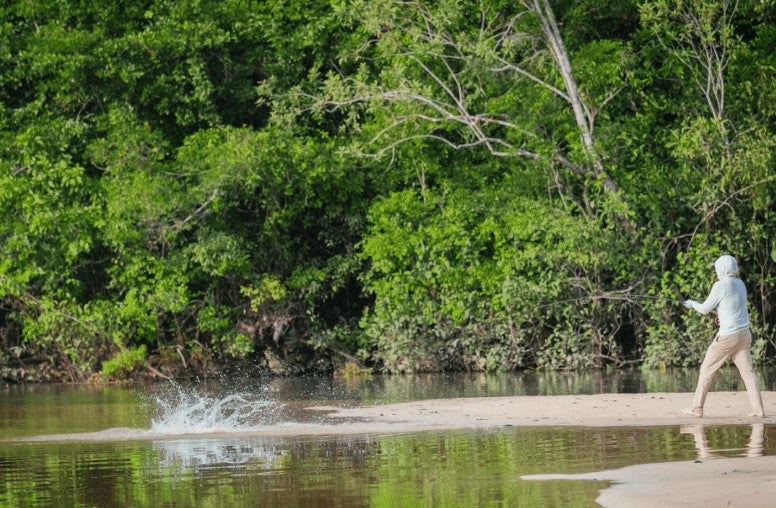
1;0;775;380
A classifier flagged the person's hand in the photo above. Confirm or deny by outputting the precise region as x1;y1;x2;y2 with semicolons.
684;299;696;309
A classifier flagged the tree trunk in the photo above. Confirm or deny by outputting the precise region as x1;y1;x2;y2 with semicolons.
525;0;621;196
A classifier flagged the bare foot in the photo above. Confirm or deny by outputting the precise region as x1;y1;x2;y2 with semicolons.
680;407;703;418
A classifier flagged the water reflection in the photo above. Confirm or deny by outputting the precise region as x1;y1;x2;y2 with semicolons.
680;424;765;459
150;435;382;475
261;366;776;406
2;425;774;507
152;437;285;471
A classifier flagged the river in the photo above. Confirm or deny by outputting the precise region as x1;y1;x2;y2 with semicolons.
2;367;775;506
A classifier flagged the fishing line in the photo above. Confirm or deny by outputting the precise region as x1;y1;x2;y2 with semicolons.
530;294;684;311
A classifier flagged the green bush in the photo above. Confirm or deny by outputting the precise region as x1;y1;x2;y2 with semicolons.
101;345;148;380
359;181;637;372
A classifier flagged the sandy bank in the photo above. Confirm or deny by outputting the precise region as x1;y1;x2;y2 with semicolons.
523;454;776;507
323;391;776;428
11;391;776;443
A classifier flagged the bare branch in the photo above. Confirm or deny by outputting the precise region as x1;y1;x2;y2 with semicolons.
361;133;515;158
297;0;633;228
648;0;739;127
490;57;571;103
177;189;220;230
688;176;775;247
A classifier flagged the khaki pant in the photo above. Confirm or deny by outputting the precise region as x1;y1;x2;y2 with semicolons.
692;328;765;414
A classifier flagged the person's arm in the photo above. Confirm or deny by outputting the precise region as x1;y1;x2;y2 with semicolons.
684;282;723;315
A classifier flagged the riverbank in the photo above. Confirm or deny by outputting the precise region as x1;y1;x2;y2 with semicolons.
523;454;776;507
15;391;775;441
323;392;776;508
323;391;776;428
8;388;776;508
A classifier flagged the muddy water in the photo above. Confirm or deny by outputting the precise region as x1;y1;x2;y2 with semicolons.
2;368;775;506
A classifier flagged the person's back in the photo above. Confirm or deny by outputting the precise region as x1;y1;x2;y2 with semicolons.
687;255;749;336
713;277;749;336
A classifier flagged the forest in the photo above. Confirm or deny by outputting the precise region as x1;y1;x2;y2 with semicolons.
1;0;775;381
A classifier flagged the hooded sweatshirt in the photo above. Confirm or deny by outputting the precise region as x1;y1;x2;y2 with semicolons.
688;255;750;336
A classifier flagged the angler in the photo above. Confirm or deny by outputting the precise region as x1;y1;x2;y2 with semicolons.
680;255;765;418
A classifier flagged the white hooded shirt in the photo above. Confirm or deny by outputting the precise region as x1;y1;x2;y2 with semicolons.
688;255;750;336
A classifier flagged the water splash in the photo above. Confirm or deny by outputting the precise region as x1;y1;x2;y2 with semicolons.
148;384;280;435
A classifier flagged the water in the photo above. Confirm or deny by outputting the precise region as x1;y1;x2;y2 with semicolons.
149;385;279;434
1;368;775;506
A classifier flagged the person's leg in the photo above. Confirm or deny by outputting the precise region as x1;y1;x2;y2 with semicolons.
730;330;765;416
691;338;731;411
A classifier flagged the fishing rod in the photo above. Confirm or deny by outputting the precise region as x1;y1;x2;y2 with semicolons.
445;291;715;340
530;293;722;324
530;293;684;311
632;294;685;304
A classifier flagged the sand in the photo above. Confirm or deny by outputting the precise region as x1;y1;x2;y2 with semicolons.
523;455;776;507
324;390;776;428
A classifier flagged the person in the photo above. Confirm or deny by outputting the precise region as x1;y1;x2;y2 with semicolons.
681;254;765;418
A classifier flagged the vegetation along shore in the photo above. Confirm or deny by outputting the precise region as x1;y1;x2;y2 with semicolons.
2;0;776;382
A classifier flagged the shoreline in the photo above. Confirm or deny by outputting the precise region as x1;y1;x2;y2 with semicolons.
324;390;776;428
10;391;776;506
8;391;776;443
523;454;776;507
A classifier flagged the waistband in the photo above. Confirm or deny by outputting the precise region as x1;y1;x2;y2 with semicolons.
716;327;751;340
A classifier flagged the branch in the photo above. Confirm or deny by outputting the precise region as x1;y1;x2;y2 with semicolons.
177;189;220;229
490;57;571;103
296;0;632;224
688;177;775;247
362;132;522;159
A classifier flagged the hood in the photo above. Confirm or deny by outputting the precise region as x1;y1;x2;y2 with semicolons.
714;255;738;280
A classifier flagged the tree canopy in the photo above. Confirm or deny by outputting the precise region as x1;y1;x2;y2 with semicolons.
1;0;775;380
